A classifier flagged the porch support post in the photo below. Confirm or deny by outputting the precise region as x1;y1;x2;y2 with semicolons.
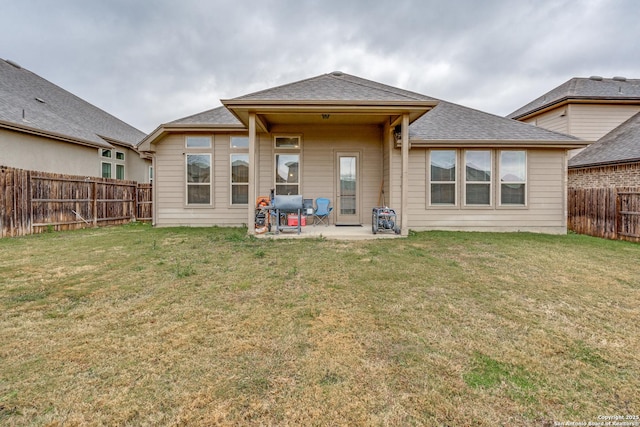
400;113;410;236
247;112;257;235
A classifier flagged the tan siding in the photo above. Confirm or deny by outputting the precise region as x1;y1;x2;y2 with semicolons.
154;125;384;227
525;108;569;134
407;148;567;234
0;128;99;176
567;104;640;141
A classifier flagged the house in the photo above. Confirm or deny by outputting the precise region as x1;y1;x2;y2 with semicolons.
138;72;583;235
507;76;640;146
568;111;640;188
0;58;151;181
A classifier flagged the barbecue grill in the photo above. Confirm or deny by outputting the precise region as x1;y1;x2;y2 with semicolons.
271;195;304;234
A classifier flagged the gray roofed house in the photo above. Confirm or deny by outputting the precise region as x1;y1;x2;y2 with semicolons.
0;58;151;181
139;72;584;236
507;76;640;144
568;112;640;188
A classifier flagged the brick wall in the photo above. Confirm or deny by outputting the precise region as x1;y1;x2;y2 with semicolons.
569;162;640;188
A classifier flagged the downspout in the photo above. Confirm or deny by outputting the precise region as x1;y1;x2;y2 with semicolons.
401;113;410;236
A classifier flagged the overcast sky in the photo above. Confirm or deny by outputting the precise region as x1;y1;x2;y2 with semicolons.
1;0;638;133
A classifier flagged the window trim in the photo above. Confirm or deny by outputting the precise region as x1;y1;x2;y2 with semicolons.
230;153;249;206
185;153;212;206
101;162;112;179
116;164;125;180
428;149;458;207
498;150;527;207
463;149;493;208
185;136;212;149
273;135;302;195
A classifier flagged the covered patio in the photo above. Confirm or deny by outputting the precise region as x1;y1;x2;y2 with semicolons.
254;224;404;240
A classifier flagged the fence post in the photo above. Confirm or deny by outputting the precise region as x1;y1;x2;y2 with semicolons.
92;180;98;227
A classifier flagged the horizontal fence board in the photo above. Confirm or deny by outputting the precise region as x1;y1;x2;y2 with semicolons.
1;165;152;237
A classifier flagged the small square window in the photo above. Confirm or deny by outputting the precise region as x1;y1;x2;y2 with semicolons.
116;151;125;160
101;149;112;158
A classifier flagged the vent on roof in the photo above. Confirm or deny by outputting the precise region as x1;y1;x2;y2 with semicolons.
613;76;627;82
5;59;22;69
589;75;603;81
35;97;45;104
331;71;344;77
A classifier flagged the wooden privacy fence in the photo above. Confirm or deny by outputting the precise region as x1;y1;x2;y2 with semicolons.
568;187;640;242
1;166;152;238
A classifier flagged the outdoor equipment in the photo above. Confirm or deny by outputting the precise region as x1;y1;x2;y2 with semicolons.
372;206;400;234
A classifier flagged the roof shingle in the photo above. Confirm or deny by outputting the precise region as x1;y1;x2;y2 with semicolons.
508;77;640;119
569;111;640;167
0;59;145;148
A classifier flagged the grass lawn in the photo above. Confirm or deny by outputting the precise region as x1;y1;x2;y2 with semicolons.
1;224;639;426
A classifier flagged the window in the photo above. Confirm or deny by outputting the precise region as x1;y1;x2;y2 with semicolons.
186;154;211;205
500;151;526;205
430;150;456;205
116;164;125;180
101;149;112;158
465;150;491;205
274;136;301;195
102;162;112;178
230;136;249;149
116;151;125;160
149;166;153;183
275;136;300;149
231;154;249;204
186;136;211;148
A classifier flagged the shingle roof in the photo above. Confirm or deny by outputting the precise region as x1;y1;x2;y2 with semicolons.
508;77;640;119
151;71;579;145
410;100;579;141
569;112;640;168
0;59;145;148
170;106;241;125
231;71;436;102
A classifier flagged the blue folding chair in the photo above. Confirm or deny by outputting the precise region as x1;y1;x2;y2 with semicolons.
313;198;333;226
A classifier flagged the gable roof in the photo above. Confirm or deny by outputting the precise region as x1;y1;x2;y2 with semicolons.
139;71;582;150
569;111;640;168
0;58;145;149
508;76;640;120
231;71;436;102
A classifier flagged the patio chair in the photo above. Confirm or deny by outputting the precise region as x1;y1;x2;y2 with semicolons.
313;198;333;226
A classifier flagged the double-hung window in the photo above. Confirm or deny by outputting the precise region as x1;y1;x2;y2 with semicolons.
430;150;457;205
274;136;301;195
230;136;249;205
464;150;492;206
185;136;212;205
499;150;526;205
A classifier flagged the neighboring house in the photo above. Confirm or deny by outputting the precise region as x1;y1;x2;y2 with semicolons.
568;111;640;188
508;76;640;147
0;58;151;181
138;72;583;235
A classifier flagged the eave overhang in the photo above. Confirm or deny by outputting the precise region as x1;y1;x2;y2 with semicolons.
137;122;247;152
512;97;640;121
0;119;112;150
221;99;439;132
406;138;588;149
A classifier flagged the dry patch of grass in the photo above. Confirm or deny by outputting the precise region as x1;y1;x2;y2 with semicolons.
1;224;639;425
